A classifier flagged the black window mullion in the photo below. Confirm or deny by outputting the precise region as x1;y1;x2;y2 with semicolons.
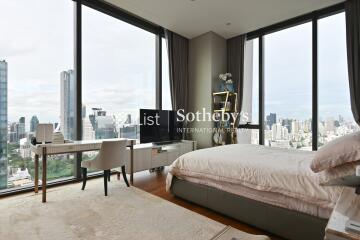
259;35;265;145
312;18;318;151
156;34;162;110
74;0;82;179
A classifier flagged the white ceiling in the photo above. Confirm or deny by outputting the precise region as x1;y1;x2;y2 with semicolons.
105;0;344;39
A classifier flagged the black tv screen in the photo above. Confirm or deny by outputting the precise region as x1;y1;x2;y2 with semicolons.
140;109;183;144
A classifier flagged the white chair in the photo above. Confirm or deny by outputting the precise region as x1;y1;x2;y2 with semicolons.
81;140;130;196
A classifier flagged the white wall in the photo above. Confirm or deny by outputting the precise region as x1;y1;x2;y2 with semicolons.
188;32;227;149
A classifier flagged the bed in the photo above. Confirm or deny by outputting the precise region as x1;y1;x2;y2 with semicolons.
166;144;343;240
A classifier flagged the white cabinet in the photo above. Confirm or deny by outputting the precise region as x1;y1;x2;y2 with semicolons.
125;140;196;175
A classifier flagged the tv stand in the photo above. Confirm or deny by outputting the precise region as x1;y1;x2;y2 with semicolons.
123;140;197;183
152;141;177;146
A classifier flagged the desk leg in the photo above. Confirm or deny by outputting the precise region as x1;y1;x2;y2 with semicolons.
42;148;47;203
34;154;39;193
130;143;134;185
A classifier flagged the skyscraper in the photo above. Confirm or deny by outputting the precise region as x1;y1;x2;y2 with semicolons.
266;113;277;129
0;60;8;189
60;70;75;140
17;117;26;139
30;115;39;132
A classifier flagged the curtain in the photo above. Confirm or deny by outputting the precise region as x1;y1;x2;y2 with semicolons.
346;0;360;125
164;30;189;113
227;34;246;121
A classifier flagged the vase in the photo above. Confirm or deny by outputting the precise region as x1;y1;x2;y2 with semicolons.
225;83;234;92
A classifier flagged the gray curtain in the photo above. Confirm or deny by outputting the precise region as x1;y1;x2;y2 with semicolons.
227;35;246;119
164;30;189;113
346;0;360;125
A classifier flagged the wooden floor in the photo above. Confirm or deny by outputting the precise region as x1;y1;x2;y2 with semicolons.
133;169;283;240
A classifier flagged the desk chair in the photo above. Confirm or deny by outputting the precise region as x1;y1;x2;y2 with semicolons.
81;140;130;196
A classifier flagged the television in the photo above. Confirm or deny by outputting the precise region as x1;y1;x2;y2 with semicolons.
140;109;183;144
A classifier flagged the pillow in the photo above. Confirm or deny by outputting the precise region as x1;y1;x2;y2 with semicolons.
311;131;360;173
317;161;359;185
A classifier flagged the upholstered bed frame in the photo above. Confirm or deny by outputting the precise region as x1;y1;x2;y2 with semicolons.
170;177;328;240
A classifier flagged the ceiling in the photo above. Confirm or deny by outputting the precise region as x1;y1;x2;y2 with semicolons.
104;0;344;39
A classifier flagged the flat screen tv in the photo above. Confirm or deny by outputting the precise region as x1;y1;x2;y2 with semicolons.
140;109;183;144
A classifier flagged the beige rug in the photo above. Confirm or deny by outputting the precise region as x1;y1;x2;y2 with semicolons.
0;177;226;240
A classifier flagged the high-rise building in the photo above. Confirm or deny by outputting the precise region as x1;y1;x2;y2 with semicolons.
266;113;276;129
0;60;8;189
30;115;39;132
17;117;26;139
291;120;300;135
82;117;95;140
89;108;117;139
125;114;132;124
81;104;87;119
60;70;75;140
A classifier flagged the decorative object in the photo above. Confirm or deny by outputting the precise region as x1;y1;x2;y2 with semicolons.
212;91;238;145
219;73;234;92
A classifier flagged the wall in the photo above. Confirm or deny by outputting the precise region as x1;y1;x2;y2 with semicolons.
188;32;227;148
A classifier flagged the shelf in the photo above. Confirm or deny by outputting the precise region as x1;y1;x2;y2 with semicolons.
213;91;236;96
214;109;235;113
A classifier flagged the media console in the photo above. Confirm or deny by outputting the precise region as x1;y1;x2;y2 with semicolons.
123;140;197;178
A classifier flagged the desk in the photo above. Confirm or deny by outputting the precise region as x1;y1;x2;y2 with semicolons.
30;138;136;203
326;187;360;240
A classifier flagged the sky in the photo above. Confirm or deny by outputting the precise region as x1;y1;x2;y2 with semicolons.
263;12;353;122
0;1;354;129
0;0;171;128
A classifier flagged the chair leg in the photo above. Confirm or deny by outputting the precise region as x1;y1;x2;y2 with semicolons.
117;172;121;180
104;170;108;196
108;170;111;182
81;168;87;190
121;165;130;187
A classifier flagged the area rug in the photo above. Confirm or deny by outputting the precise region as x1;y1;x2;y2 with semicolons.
0;177;227;240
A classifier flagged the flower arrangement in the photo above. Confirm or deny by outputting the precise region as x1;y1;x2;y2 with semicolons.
219;73;234;92
219;73;233;84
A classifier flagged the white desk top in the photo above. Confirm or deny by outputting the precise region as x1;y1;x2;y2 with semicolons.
326;187;360;240
30;138;136;156
30;139;194;156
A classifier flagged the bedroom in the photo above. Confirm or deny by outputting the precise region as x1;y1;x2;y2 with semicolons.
0;0;360;240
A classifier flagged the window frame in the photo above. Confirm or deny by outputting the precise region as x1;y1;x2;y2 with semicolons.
238;2;346;150
0;0;345;196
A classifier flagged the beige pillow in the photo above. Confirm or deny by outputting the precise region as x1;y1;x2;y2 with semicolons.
311;131;360;173
317;161;359;185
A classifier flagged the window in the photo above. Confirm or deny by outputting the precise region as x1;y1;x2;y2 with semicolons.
318;13;359;147
162;38;172;110
82;5;156;149
0;0;74;190
264;22;313;150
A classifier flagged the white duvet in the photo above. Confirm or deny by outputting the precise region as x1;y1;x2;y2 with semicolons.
167;144;342;211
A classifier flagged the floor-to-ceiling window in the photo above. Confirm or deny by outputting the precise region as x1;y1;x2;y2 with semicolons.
318;12;359;148
82;5;156;159
0;0;75;191
264;22;313;150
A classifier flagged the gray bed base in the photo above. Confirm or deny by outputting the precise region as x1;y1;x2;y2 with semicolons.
170;177;328;240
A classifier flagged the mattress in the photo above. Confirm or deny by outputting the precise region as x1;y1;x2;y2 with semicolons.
166;144;343;219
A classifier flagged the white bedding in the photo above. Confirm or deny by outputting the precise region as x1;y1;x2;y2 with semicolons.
166;144;343;217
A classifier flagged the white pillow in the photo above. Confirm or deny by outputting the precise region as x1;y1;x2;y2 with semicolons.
311;131;360;173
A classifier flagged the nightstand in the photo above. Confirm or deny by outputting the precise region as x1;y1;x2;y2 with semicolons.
325;187;360;240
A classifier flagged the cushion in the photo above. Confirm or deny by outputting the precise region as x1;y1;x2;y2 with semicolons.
317;161;359;185
311;131;360;173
